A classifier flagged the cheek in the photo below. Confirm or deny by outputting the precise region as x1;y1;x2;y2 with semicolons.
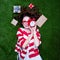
23;22;28;27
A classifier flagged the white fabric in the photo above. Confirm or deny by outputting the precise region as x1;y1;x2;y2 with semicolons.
23;34;28;39
18;54;42;60
17;31;22;35
18;48;42;60
30;55;42;60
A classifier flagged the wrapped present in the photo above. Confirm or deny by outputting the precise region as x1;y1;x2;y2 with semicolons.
11;19;18;26
13;6;21;13
36;15;47;27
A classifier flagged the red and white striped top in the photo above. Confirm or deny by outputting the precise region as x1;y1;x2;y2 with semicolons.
15;28;41;59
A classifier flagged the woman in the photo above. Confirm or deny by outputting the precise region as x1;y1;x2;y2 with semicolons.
15;4;42;60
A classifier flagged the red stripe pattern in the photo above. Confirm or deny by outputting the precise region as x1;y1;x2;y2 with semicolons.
15;28;41;59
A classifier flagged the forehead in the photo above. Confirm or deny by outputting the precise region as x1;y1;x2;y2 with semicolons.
23;16;30;21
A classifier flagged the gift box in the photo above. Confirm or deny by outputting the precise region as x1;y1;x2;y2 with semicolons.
36;15;47;27
11;19;18;26
13;6;21;13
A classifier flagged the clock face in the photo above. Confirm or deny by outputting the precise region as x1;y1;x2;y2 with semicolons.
30;21;35;27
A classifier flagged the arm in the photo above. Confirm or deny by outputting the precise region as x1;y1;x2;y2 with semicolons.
17;28;34;49
22;32;33;48
34;27;41;47
34;30;40;47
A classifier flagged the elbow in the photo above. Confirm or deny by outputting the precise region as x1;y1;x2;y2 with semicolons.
39;41;42;45
36;41;42;46
35;42;40;47
35;40;42;47
35;43;40;47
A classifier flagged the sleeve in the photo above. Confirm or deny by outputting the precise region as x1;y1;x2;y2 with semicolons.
36;28;41;45
16;28;27;48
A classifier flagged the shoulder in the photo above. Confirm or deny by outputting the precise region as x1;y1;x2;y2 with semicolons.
16;28;23;34
17;27;27;34
18;27;24;30
17;27;25;31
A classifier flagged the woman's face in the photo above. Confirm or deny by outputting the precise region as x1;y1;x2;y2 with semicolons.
22;16;30;28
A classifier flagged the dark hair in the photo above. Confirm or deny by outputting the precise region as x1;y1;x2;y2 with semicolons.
13;6;42;27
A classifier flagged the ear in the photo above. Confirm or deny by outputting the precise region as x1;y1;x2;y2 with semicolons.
36;15;47;27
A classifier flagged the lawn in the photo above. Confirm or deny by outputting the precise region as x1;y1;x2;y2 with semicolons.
0;0;60;60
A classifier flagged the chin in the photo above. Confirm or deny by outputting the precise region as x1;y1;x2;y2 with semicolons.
24;26;29;28
25;27;29;28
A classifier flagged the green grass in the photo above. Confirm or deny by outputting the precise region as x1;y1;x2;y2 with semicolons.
0;0;60;60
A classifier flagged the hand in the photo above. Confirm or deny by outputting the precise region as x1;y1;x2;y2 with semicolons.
30;26;36;34
33;26;36;31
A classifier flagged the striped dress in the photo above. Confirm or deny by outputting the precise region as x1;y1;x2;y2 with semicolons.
15;28;42;60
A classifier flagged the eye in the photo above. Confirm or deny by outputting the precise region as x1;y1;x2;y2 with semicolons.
24;21;27;22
